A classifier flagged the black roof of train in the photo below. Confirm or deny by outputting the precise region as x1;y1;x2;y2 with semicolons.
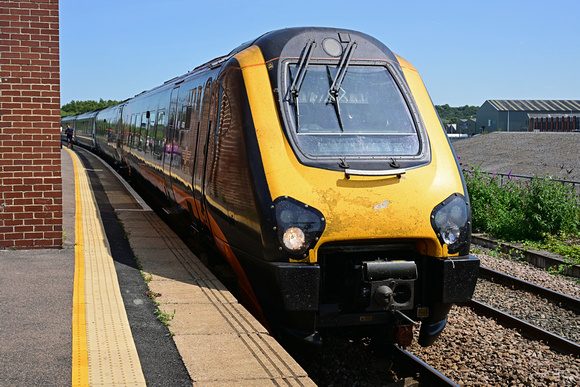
252;27;398;64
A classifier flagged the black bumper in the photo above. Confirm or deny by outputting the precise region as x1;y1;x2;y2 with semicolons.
422;254;480;304
239;251;480;346
417;254;480;346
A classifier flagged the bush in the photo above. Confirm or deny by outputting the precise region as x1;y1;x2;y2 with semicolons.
463;165;580;241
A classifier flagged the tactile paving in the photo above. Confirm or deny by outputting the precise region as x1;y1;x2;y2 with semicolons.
69;149;146;386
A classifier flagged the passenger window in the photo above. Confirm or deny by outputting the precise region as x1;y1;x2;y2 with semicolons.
129;114;137;148
138;113;147;151
190;86;202;132
146;111;156;153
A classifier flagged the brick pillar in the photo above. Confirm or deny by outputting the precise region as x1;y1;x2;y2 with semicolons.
0;0;62;249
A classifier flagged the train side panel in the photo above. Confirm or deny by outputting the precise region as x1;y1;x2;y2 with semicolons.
94;105;123;162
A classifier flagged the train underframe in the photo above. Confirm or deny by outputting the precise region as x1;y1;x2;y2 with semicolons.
237;241;480;347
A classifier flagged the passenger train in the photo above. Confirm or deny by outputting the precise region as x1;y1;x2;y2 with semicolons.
62;27;479;347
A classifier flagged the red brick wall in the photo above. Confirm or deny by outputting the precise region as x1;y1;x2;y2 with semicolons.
0;0;62;249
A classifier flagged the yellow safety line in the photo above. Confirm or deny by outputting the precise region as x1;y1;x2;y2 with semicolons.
67;148;147;386
69;148;90;386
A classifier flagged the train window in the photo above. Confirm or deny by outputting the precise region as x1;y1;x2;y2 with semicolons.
139;113;147;151
190;86;202;130
130;114;138;148
146;111;156;153
286;64;420;157
183;106;192;131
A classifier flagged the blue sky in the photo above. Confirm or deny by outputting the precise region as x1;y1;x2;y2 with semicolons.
60;0;580;108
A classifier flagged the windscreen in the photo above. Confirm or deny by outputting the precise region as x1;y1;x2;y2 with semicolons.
286;64;420;157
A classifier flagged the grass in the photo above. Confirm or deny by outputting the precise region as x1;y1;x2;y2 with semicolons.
141;271;153;284
154;307;176;327
144;288;176;330
462;161;580;275
523;233;580;275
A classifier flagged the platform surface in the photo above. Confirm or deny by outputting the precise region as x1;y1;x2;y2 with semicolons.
0;146;314;386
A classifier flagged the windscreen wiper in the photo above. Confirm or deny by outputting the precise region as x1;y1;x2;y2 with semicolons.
327;41;357;132
329;41;357;97
290;40;316;129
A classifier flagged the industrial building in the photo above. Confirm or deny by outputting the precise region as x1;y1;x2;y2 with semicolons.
475;100;580;133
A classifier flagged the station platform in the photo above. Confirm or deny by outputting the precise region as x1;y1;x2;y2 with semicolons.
0;146;314;386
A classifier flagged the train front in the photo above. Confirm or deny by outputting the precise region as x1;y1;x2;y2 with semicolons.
233;28;479;347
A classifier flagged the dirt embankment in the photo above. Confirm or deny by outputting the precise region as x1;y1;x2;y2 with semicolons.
451;132;580;182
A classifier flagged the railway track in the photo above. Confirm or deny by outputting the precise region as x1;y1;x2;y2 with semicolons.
389;345;459;386
468;299;580;356
479;266;580;313
470;265;580;356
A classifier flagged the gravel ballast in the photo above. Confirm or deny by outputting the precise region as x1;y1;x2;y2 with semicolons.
407;251;580;386
297;251;580;386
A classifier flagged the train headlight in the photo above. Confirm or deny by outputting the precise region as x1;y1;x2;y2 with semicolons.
430;194;471;255
272;196;326;256
283;227;306;250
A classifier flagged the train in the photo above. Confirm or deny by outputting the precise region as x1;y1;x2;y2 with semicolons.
62;27;479;347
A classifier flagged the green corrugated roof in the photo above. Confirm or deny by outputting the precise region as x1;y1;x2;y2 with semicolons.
487;100;580;112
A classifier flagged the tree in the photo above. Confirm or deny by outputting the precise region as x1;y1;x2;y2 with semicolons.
435;104;478;125
61;99;121;117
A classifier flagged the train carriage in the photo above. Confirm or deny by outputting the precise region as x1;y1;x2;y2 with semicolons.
62;27;479;347
61;110;98;148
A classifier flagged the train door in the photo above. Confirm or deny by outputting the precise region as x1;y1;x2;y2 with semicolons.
163;86;180;203
152;110;165;164
193;78;214;229
187;86;202;222
91;115;97;148
115;104;128;162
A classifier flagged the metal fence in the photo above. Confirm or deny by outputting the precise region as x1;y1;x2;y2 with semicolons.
475;171;580;192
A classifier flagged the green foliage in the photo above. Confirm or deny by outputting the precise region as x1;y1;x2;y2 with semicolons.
141;271;153;284
465;162;580;276
61;98;121;117
154;308;175;327
463;165;580;241
435;104;479;125
533;233;580;261
523;233;580;274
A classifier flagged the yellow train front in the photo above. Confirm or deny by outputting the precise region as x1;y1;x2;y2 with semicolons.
205;27;480;347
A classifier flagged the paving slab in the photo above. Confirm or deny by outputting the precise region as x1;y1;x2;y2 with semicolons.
113;169;312;385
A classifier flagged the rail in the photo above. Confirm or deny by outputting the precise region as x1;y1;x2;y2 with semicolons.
471;265;580;356
467;300;580;356
390;345;459;386
480;266;580;313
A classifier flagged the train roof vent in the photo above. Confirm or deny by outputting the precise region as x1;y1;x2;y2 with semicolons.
209;55;230;69
163;76;180;85
338;32;351;43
